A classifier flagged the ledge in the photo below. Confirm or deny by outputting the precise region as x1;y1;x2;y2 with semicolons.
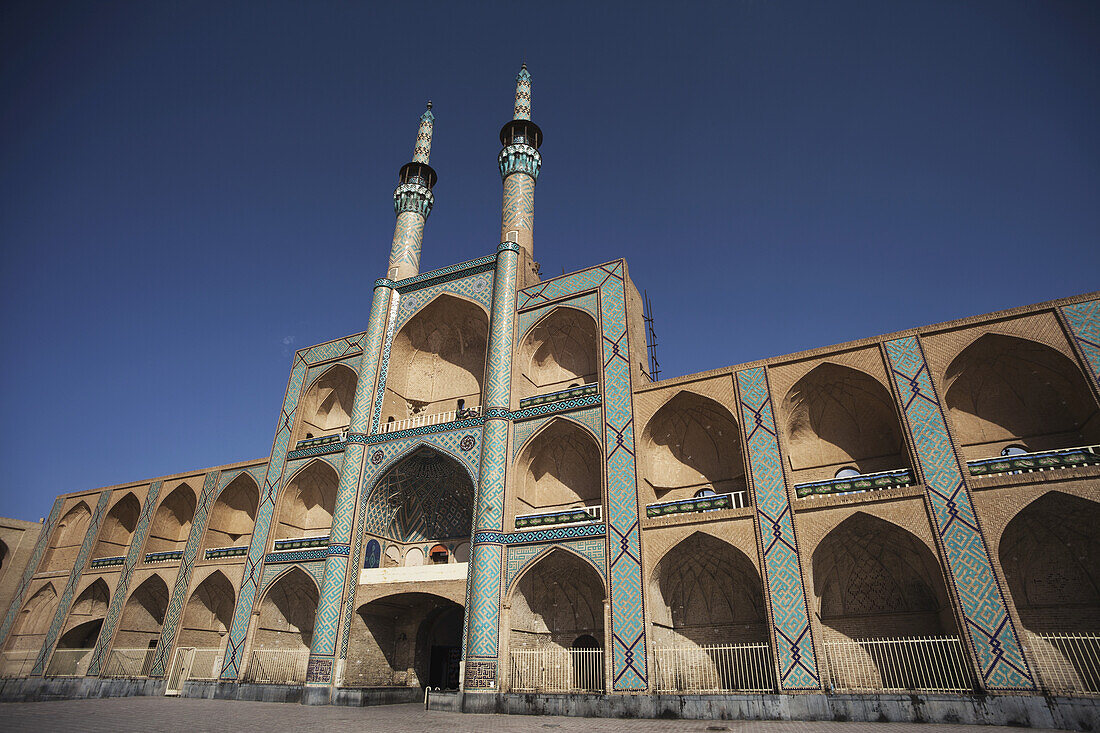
645;492;747;519
143;551;182;564
204;546;248;560
519;384;598;410
967;445;1100;478
89;556;125;569
794;468;913;499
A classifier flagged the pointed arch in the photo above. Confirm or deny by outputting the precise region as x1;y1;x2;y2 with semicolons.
381;293;489;424
511;418;603;527
40;501;91;572
253;566;319;651
516;306;599;401
178;570;236;648
639;391;746;501
294;363;358;445
5;582;59;650
366;445;475;543
274;459;339;540
114;573;170;648
507;542;606;595
943;333;1100;456
508;547;606;653
92;492;141;559
144;482;197;554
57;578;110;649
782;362;911;479
201;472;260;554
1000;491;1100;633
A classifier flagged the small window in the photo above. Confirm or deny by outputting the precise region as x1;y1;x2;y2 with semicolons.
694;488;718;498
429;544;449;564
835;467;861;479
1001;445;1028;457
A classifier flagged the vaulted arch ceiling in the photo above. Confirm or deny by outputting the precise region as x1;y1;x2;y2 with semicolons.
276;460;339;540
297;364;358;441
514;419;601;515
368;447;474;543
517;307;598;400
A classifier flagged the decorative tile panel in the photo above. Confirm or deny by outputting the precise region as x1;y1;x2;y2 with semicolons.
512;407;603;461
258;561;325;597
505;538;606;592
885;336;1033;690
87;481;163;675
1061;299;1100;388
474;523;606;545
0;497;62;646
736;367;820;691
392;270;494;336
516;290;599;342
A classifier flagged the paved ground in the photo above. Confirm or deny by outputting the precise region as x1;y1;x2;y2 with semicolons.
0;699;1068;733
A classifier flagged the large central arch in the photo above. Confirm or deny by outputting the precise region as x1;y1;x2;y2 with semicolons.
348;592;464;688
366;446;475;545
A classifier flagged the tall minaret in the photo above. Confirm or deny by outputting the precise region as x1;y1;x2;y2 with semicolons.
387;102;437;280
498;64;543;284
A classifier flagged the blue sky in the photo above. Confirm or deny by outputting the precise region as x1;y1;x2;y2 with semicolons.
2;1;1097;521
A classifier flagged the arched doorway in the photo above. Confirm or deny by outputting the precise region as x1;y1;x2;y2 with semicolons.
244;568;318;684
508;549;605;693
48;578;110;676
106;574;170;677
350;593;464;689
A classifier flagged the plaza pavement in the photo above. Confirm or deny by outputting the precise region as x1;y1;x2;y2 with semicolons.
0;699;1069;733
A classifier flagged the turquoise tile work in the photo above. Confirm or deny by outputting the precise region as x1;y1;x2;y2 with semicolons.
0;497;62;647
735;367;820;691
885;336;1033;691
1062;298;1100;388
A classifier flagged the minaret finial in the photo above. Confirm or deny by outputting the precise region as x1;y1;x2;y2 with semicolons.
513;64;531;121
413;101;435;164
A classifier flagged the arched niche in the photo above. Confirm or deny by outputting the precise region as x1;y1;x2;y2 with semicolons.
782;363;911;481
5;582;58;650
253;567;318;651
348;592;464;688
511;419;602;525
274;460;339;540
1000;492;1100;633
509;549;605;653
144;483;197;555
368;447;474;543
944;334;1100;458
639;392;746;502
178;571;236;648
294;364;358;445
92;493;141;560
201;473;259;554
0;539;6;572
516;307;599;402
41;501;91;572
381;295;489;423
114;574;170;648
57;579;110;649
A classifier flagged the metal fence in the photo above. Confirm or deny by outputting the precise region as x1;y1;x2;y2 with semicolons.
242;648;310;685
101;647;157;678
1025;633;1100;695
510;648;604;693
45;648;94;677
382;406;481;434
0;650;38;678
653;643;775;693
823;636;973;693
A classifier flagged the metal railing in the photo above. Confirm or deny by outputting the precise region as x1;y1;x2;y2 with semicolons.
518;383;599;409
823;636;972;693
515;504;601;530
967;444;1100;477
645;491;748;519
381;405;481;434
653;643;775;693
794;468;914;499
0;649;38;678
294;430;348;451
186;647;225;681
242;648;310;684
101;647;157;678
510;648;604;693
45;648;94;677
1025;632;1100;695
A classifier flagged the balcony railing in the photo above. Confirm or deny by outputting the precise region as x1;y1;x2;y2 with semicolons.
1024;632;1100;695
272;535;329;551
242;648;309;684
510;648;604;693
89;555;126;569
515;505;601;530
144;550;183;564
380;406;481;435
967;445;1100;478
101;647;157;678
645;491;747;519
653;643;775;693
822;636;973;693
204;545;249;560
0;650;37;678
795;468;914;499
45;648;94;677
293;430;347;451
518;383;599;410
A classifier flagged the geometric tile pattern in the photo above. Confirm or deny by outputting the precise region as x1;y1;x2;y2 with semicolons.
505;538;606;592
516;290;599;341
1061;299;1100;389
393;254;496;294
512;407;602;462
508;392;602;426
515;260;648;691
368;292;403;435
885;336;1034;691
474;522;607;545
258;561;325;598
0;497;62;647
31;491;113;676
87;481;163;676
735;367;821;691
391;269;494;336
150;470;222;677
467;542;502;659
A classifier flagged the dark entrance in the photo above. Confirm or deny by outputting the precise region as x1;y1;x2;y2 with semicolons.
424;605;463;689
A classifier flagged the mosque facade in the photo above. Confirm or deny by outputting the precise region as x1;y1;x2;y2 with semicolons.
1;66;1098;710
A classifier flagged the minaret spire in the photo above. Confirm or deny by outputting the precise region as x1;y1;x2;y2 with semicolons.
498;64;543;281
387;102;437;281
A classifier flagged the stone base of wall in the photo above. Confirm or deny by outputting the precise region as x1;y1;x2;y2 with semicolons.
456;692;1100;732
0;676;166;702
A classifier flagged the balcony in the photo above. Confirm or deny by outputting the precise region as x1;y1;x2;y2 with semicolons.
515;505;601;530
518;384;598;410
144;550;183;564
967;444;1100;478
273;535;329;551
204;545;248;560
89;555;125;569
380;405;481;435
293;430;347;451
794;468;914;499
645;491;747;519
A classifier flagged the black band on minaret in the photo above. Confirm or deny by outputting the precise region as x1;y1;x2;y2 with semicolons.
398;162;437;189
499;120;543;149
